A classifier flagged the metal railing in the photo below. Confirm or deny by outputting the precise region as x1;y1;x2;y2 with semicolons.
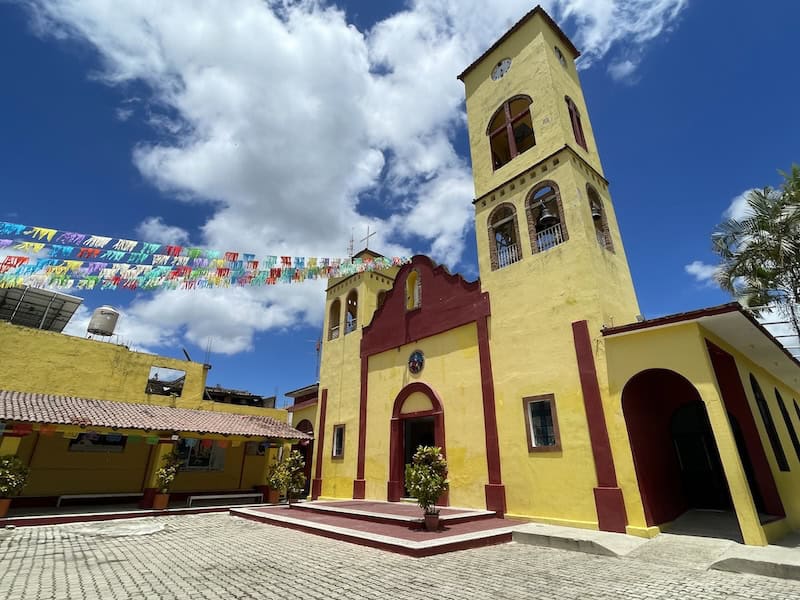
497;243;521;268
345;319;357;334
329;325;340;340
536;222;565;253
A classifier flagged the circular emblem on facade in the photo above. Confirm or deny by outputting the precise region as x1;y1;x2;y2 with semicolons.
408;350;425;375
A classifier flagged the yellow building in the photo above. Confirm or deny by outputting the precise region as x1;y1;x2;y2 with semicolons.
0;294;309;511
310;6;800;546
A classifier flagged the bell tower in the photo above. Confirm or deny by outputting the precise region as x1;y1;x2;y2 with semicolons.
458;6;639;328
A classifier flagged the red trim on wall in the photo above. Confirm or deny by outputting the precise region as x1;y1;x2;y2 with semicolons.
311;388;328;500
387;382;447;505
706;342;785;517
353;359;370;499
360;256;490;359
477;316;506;514
353;255;492;503
572;320;627;533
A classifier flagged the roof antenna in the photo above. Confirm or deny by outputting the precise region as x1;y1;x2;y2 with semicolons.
182;347;192;362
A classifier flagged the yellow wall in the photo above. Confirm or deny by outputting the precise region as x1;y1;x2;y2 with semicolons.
21;433;148;495
461;12;604;200
364;323;488;508
702;327;800;536
318;268;396;499
602;323;796;545
0;321;287;420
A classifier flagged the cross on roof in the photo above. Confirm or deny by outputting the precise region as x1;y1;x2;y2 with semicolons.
360;226;377;249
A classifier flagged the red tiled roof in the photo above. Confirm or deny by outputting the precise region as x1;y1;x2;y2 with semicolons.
0;390;312;439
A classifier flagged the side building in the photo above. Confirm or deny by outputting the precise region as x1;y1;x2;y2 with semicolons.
0;289;309;511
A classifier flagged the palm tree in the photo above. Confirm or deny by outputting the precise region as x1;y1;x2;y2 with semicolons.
712;165;800;336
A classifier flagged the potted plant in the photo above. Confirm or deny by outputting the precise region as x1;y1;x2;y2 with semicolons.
153;451;181;510
267;451;306;508
405;445;449;531
0;455;30;517
283;450;307;507
263;459;284;504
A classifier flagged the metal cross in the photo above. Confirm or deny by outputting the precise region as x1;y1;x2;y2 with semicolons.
360;226;377;249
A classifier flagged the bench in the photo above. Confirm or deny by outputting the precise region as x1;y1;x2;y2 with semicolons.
185;492;263;508
56;492;144;508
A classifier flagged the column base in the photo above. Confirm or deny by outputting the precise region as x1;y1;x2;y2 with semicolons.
387;480;403;502
484;483;506;515
594;486;627;533
140;487;157;509
311;479;323;500
352;479;366;499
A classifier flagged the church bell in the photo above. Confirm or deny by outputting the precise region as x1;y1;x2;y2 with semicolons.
537;203;559;229
590;201;603;220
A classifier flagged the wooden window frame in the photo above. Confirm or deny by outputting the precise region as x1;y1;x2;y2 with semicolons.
750;374;789;471
522;394;561;452
565;96;587;151
331;423;346;459
487;96;535;171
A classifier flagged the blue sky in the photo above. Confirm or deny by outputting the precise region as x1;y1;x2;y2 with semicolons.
1;1;798;405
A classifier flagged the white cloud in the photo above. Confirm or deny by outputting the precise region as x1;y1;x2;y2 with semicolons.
607;59;639;81
684;260;719;285
23;0;687;355
723;189;755;221
136;217;191;245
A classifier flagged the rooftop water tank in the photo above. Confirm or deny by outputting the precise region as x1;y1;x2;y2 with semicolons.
87;306;120;336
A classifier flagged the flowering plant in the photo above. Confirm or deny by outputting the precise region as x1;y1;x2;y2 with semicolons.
155;451;182;493
404;446;448;516
0;455;30;498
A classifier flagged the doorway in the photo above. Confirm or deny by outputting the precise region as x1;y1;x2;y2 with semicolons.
670;401;731;511
403;416;435;496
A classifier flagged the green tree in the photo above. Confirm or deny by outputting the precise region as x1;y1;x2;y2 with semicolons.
713;165;800;335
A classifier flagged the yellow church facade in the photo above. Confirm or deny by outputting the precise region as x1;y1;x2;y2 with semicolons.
310;6;800;547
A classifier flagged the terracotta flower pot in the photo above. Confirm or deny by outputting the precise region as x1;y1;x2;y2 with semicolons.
424;512;440;532
0;498;11;518
152;493;170;510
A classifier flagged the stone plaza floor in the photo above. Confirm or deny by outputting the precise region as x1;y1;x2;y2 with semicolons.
1;513;798;600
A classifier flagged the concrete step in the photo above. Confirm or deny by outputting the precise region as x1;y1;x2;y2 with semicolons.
292;500;497;528
231;505;516;557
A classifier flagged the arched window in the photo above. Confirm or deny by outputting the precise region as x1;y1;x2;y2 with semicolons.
750;374;789;471
526;183;567;254
345;290;358;334
554;46;567;68
406;270;421;310
587;185;613;251
487;96;535;170
565;96;587;151
328;298;341;340
488;203;522;270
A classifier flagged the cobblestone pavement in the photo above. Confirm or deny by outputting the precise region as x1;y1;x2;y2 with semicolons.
1;514;798;600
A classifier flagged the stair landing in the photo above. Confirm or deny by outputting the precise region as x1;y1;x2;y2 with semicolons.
231;500;519;557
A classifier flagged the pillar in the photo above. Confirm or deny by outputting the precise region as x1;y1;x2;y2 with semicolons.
139;440;176;508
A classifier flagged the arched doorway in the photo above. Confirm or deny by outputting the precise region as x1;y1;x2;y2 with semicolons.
387;382;447;503
292;419;314;497
622;369;733;527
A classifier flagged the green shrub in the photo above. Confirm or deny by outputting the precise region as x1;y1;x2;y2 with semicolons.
404;446;448;515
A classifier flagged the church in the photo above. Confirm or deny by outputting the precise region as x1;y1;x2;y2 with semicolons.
303;7;800;547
